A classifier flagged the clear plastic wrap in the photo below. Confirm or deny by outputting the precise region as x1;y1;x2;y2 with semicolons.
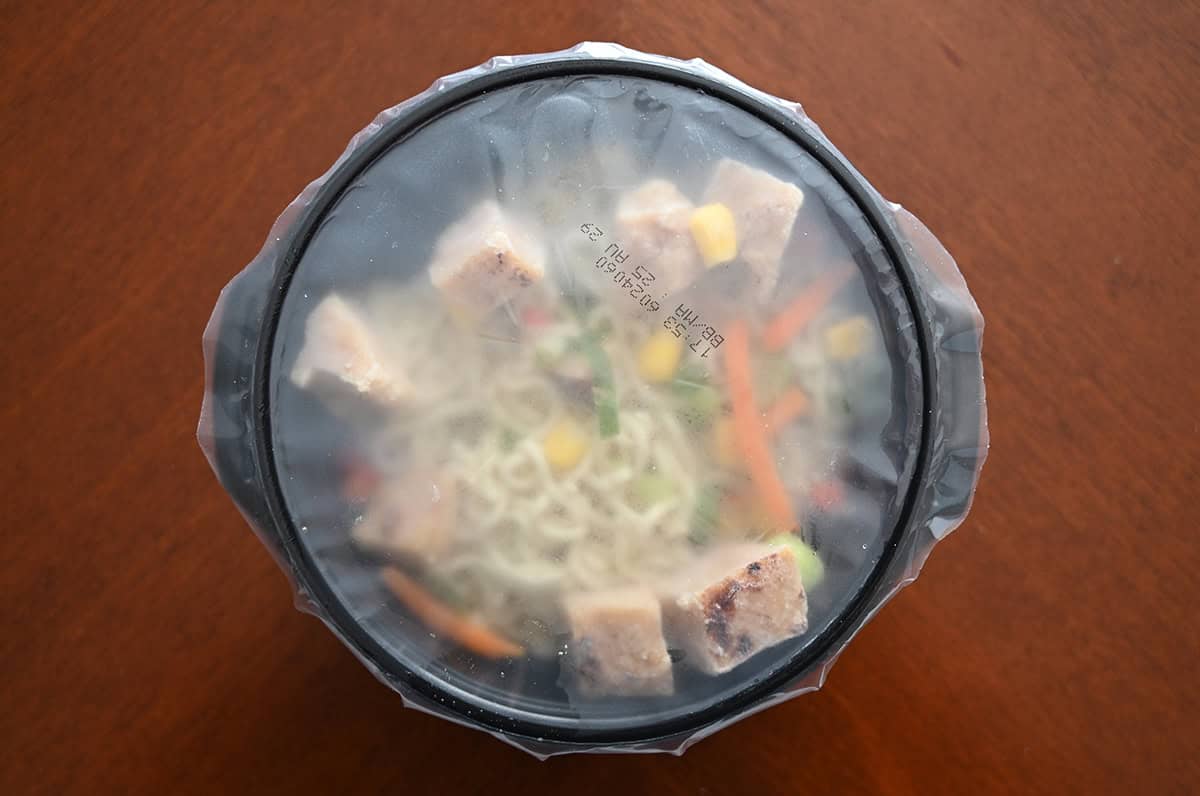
198;43;987;757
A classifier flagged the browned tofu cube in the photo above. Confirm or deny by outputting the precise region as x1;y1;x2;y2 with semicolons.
427;200;545;317
702;160;804;300
351;472;457;564
660;543;808;675
614;179;703;294
290;294;409;406
562;587;674;698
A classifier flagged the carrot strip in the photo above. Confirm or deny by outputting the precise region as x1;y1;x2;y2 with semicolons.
382;568;525;659
764;387;810;433
761;266;855;351
723;320;794;531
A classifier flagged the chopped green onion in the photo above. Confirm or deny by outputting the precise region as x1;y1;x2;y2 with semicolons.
768;534;826;590
671;362;721;427
571;332;619;438
630;473;677;509
688;486;722;546
671;378;722;428
675;362;708;383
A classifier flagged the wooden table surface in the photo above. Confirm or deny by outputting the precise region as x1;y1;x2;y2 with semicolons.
3;2;1198;793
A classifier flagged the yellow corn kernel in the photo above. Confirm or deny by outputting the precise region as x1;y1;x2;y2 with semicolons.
689;203;738;267
824;315;872;360
637;329;684;383
542;419;589;472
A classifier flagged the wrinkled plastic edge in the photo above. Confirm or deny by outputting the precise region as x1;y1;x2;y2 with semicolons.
197;41;988;758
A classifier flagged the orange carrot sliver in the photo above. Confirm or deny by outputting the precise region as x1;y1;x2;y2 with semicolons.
761;266;855;351
723;320;794;531
382;568;525;659
764;387;810;433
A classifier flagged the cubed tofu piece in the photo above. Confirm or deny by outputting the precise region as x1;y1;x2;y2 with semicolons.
290;294;409;406
562;587;674;698
702;160;804;300
660;543;808;675
614;179;703;294
351;472;456;564
427;200;545;317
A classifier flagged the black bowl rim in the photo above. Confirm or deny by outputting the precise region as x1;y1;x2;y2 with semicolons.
246;55;935;748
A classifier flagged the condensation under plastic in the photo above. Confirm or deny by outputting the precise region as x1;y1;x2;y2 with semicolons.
198;43;988;758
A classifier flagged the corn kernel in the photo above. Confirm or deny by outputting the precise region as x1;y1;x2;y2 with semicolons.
689;203;738;267
542;419;589;472
824;315;872;360
637;329;684;383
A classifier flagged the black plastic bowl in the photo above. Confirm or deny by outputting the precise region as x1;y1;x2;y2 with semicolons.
206;54;980;750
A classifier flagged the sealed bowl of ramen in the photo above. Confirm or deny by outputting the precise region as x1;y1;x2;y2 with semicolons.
198;43;987;756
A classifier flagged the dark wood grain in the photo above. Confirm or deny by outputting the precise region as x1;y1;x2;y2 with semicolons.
2;1;1197;793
